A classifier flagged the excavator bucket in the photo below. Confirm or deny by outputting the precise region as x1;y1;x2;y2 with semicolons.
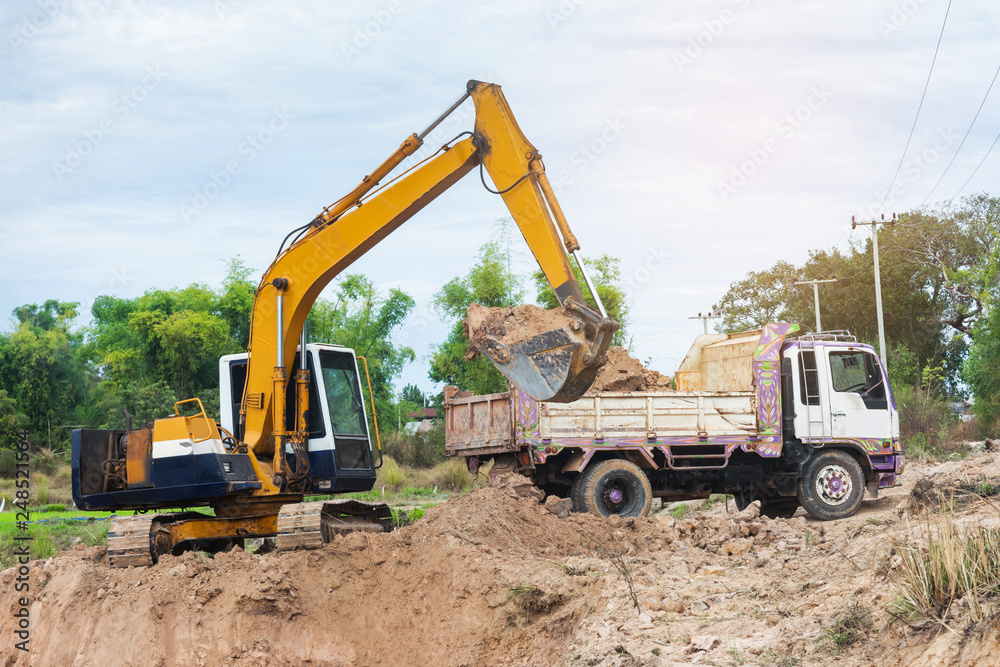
477;299;618;403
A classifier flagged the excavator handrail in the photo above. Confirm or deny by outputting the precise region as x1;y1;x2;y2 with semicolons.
356;355;383;469
173;398;214;444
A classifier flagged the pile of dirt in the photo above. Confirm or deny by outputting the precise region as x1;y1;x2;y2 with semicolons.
463;303;574;360
5;454;1000;666
588;346;671;393
895;468;1000;515
0;485;664;667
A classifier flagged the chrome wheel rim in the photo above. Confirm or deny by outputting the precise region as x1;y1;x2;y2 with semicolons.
815;464;852;506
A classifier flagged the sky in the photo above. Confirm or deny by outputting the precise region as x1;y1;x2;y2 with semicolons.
2;0;999;396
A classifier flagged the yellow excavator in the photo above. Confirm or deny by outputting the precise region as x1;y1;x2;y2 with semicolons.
71;81;618;566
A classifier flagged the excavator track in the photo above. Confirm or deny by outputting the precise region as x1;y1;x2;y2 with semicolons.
277;499;393;551
107;515;156;568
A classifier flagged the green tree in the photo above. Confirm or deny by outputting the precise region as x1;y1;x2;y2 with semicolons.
216;256;256;350
966;301;1000;433
399;383;425;405
92;285;239;401
713;260;802;332
713;236;964;393
533;254;631;346
0;301;90;449
893;194;1000;338
306;274;416;436
0;389;28;448
429;228;525;395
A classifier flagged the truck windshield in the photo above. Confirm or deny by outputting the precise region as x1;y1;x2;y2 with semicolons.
319;351;367;436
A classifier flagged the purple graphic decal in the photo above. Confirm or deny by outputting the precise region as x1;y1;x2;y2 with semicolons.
752;322;799;454
514;387;540;444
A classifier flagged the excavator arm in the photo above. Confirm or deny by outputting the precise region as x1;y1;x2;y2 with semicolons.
240;80;618;475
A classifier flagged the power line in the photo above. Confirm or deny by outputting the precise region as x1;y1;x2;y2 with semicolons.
949;130;1000;203
687;311;723;335
921;60;1000;206
877;0;953;215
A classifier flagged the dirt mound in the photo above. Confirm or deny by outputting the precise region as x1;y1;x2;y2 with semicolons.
0;487;664;667
5;454;1000;666
464;303;574;360
588;346;670;392
895;468;1000;515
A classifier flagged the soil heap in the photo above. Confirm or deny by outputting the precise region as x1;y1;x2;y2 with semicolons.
463;303;575;360
588;347;671;393
4;454;1000;666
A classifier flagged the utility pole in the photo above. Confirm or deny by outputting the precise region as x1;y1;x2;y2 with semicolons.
852;213;895;368
688;311;722;335
794;279;838;333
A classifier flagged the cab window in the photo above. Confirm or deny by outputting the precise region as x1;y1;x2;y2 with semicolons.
829;351;886;409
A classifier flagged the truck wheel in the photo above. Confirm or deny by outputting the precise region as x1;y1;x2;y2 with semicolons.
570;473;586;512
581;459;652;518
798;450;864;520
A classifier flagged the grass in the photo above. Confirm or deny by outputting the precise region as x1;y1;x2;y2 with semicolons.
976;478;998;497
890;509;1000;623
823;601;871;652
701;494;729;510
0;511;113;568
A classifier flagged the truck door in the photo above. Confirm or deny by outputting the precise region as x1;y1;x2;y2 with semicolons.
792;347;832;441
826;349;893;441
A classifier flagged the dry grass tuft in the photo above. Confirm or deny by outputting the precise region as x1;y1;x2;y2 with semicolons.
890;504;1000;623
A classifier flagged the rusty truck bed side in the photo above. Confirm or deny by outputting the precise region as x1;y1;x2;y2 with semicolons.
443;387;518;457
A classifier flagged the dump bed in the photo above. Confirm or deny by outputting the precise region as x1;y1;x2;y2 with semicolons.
444;386;755;456
445;325;802;457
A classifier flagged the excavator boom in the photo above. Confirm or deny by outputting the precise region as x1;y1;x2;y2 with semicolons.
240;80;618;459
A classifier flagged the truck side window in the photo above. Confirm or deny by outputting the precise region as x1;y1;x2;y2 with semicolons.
798;351;819;406
829;351;887;409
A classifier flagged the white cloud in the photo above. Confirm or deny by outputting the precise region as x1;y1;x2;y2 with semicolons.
1;0;997;391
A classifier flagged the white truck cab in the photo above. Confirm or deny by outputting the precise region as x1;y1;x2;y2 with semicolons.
787;332;899;449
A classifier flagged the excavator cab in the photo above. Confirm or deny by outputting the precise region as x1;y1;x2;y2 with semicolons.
220;344;379;495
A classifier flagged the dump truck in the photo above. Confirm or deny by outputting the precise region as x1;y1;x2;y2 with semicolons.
445;323;904;520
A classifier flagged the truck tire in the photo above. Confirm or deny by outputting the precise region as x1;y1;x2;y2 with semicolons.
798;450;864;520
580;459;652;518
570;473;586;513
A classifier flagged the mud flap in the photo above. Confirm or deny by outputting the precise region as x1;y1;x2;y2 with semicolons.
488;454;518;485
